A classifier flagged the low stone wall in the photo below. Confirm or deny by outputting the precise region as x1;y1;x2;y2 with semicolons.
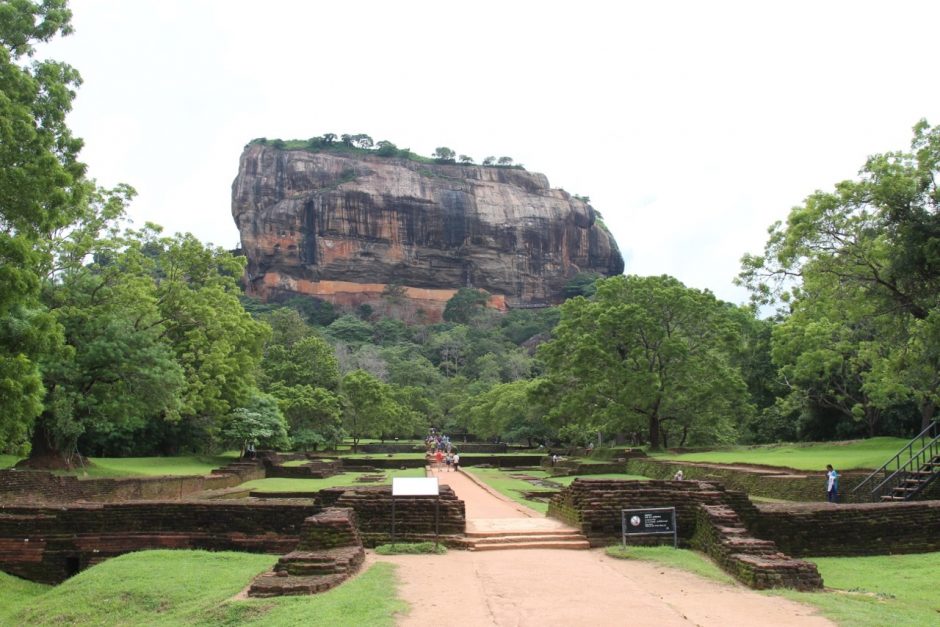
339;458;425;470
340;455;544;471
627;458;866;502
0;501;317;583
543;460;626;476
548;479;822;590
265;459;341;479
754;500;940;557
0;461;263;505
547;479;755;546
318;485;465;546
359;443;509;454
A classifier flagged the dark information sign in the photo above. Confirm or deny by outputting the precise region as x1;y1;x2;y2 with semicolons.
621;507;677;548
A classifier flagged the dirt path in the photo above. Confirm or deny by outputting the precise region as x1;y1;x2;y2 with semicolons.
374;465;832;627
380;549;832;627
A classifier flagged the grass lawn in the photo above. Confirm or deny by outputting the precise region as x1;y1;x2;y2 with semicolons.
604;543;940;627
653;436;912;471
239;468;426;493
67;454;239;478
0;454;21;469
772;552;940;626
466;468;648;513
0;550;405;626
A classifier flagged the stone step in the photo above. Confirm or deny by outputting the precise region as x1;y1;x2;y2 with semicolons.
469;533;587;545
466;528;582;538
469;539;591;551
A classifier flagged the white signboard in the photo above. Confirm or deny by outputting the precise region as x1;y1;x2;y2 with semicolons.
392;477;439;496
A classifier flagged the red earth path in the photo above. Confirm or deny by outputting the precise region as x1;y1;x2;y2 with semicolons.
374;466;832;626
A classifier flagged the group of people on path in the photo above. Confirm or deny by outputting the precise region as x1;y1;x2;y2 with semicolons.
426;429;459;472
430;448;460;472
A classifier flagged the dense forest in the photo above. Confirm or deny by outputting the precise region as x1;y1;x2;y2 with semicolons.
1;1;937;466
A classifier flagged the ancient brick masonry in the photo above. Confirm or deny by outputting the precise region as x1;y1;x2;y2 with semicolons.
263;458;341;479
692;504;822;590
319;484;466;546
0;459;264;505
548;479;735;545
249;508;366;597
626;458;865;503
754;500;940;557
0;501;317;584
547;479;822;590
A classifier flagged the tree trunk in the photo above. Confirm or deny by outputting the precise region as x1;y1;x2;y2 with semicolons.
679;425;689;447
648;414;661;450
865;407;879;438
920;399;936;431
18;416;73;470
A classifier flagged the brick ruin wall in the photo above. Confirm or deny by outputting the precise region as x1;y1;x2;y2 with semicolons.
0;501;317;584
0;464;264;505
339;455;545;471
318;484;466;546
0;483;467;584
547;478;940;590
547;479;757;546
753;500;940;557
627;458;866;502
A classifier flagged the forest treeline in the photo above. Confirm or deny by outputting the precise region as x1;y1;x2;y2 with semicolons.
1;1;937;464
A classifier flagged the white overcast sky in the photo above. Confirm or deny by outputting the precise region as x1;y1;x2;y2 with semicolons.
40;0;940;305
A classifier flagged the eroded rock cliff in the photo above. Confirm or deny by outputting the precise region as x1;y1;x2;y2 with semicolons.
232;144;623;320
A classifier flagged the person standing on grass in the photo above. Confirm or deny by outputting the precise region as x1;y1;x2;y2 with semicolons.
826;464;840;503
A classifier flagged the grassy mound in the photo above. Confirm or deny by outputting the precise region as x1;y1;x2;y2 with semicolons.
238;468;425;493
0;550;404;626
654;437;912;471
464;467;648;513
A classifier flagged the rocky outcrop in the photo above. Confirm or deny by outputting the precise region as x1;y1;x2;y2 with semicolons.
232;145;623;319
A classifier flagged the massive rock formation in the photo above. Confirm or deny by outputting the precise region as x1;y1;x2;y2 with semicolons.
232;144;623;320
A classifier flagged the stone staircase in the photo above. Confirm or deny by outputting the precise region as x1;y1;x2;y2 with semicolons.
692;504;822;590
248;507;365;597
465;519;589;551
853;420;940;502
880;455;940;501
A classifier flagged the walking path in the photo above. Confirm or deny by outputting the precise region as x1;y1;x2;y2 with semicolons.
375;466;833;626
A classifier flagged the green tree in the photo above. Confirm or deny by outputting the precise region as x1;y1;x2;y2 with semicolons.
341;369;406;451
433;147;456;162
270;383;343;451
376;140;398;156
458;155;474;164
540;275;751;449
443;288;489;324
497;156;513;166
482;156;496;166
0;0;85;451
148;231;269;426
739;120;940;429
263;334;339;390
221;393;290;456
30;204;185;464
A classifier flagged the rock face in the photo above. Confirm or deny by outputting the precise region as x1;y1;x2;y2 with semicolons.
232;144;623;319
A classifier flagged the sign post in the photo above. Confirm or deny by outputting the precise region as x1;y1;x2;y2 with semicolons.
391;477;440;549
621;507;677;549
